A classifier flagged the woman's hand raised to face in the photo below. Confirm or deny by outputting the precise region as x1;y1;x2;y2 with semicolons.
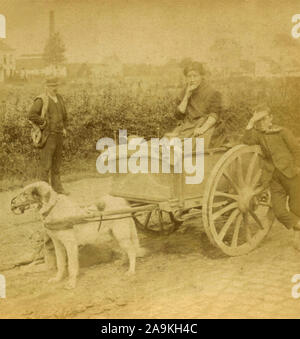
185;83;199;98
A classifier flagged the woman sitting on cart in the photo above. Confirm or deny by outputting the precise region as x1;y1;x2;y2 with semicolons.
167;62;222;148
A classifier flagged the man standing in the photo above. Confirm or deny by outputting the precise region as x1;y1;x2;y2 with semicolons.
28;77;68;195
243;104;300;248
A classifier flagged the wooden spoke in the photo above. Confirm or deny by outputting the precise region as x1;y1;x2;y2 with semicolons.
212;202;239;221
245;152;258;184
253;186;265;196
132;211;152;230
215;191;239;200
218;209;240;241
231;214;243;248
236;156;244;187
144;211;152;227
243;213;252;244
213;200;233;208
158;211;164;231
223;170;240;193
132;210;181;236
251;169;262;188
249;210;264;230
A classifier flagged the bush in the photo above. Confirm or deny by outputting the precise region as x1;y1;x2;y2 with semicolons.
1;76;300;181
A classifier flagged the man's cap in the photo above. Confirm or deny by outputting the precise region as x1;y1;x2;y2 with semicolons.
183;62;206;76
45;77;60;87
254;103;271;113
253;103;271;122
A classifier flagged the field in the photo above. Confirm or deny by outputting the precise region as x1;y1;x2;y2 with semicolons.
1;76;300;318
0;75;300;188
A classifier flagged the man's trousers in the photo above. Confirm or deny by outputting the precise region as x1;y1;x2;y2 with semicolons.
270;169;300;230
39;133;64;193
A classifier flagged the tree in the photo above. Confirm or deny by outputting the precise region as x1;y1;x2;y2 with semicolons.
43;32;66;66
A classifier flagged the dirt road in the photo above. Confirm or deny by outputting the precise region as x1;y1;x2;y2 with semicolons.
0;177;300;319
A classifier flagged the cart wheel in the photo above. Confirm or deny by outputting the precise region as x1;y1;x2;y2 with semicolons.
203;145;275;256
132;209;183;236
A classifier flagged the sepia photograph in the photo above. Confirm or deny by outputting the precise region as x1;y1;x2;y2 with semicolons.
1;0;300;320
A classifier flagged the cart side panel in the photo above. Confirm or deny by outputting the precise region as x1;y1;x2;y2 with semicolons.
182;150;226;200
110;152;179;202
111;172;178;202
110;147;227;203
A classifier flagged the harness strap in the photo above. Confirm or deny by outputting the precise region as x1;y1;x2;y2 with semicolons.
96;212;147;232
41;202;56;218
97;215;103;232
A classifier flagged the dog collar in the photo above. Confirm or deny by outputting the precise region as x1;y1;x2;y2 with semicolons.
41;196;58;218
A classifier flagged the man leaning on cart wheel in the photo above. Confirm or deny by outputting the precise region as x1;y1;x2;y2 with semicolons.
165;61;222;148
242;103;300;251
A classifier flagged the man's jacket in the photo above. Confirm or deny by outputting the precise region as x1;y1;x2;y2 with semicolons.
28;93;67;145
242;126;300;179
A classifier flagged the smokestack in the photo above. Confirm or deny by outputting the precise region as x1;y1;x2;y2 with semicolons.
49;11;55;37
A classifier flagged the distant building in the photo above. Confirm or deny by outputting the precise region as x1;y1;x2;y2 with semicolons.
44;64;67;78
254;57;281;78
91;55;123;78
15;11;67;79
285;68;300;77
16;54;67;78
209;38;242;77
255;59;272;77
16;54;46;77
0;40;16;82
279;57;300;77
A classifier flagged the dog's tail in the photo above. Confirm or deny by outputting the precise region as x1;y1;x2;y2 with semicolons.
130;222;147;257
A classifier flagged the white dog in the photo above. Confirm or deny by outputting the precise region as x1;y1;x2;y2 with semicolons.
11;181;145;289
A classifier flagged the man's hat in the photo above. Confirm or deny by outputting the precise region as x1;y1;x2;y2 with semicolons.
254;103;271;117
45;77;60;87
252;103;272;124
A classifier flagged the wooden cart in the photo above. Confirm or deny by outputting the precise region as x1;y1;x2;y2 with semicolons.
11;143;274;257
110;144;274;256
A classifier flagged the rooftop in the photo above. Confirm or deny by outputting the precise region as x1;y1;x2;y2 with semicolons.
0;39;15;52
16;56;46;70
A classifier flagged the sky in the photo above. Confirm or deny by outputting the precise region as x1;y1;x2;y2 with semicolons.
0;0;300;64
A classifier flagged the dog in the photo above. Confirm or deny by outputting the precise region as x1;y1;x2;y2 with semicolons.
11;181;145;289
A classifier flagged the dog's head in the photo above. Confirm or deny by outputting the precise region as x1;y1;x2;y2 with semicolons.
11;181;54;215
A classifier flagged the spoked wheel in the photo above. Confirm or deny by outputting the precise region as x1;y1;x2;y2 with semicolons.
203;145;275;256
132;209;183;236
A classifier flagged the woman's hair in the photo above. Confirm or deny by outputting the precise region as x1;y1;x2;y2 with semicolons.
183;62;206;76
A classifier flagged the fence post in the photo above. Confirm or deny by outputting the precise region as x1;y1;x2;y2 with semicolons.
157;127;160;138
113;130;117;144
0;274;6;299
0;14;5;39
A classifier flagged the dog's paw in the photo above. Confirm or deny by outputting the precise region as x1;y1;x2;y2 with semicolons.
48;275;64;284
64;279;77;290
125;269;135;277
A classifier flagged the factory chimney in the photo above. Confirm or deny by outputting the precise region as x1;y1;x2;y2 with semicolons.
49;11;55;37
